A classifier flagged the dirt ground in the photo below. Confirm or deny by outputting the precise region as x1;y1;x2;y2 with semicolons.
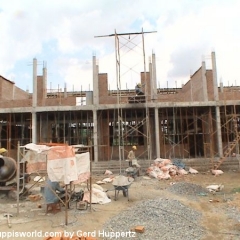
1;170;240;240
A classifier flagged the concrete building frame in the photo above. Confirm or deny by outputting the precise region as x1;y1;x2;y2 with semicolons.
0;52;240;169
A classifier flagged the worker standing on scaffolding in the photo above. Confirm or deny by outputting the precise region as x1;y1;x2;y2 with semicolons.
135;83;144;95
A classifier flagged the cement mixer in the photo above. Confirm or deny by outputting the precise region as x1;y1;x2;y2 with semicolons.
0;156;17;186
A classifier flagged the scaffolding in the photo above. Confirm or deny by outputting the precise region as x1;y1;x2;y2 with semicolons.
16;142;92;225
95;29;157;170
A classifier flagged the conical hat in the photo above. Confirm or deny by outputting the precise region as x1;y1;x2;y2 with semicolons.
0;148;7;154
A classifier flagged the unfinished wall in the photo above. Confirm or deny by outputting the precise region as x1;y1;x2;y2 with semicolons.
99;73;108;104
206;70;214;101
0;99;32;108
140;72;151;100
37;76;45;104
0;76;29;101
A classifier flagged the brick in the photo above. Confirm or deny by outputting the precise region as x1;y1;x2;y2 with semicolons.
135;225;145;233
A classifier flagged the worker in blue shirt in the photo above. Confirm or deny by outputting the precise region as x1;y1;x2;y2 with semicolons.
43;178;65;204
135;83;144;95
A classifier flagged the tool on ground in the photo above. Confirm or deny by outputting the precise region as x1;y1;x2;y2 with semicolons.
3;213;13;228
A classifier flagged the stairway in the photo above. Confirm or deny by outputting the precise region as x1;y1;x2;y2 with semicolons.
216;132;240;169
91;159;152;175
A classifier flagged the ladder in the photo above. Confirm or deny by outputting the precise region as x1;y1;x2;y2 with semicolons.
216;131;240;169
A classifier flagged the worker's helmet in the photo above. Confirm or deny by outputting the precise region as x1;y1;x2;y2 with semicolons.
0;148;7;154
137;83;141;87
132;146;137;150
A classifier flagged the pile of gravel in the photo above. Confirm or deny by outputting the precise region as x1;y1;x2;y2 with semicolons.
167;182;209;197
103;198;205;240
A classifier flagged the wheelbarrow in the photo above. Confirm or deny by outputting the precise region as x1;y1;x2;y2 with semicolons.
112;175;134;201
125;167;139;179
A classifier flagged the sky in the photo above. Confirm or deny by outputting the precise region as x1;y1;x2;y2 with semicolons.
0;0;240;93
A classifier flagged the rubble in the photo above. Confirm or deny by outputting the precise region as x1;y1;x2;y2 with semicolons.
103;198;205;240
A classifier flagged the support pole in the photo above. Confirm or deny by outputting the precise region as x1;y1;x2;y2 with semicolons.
93;110;98;162
142;28;152;161
155;107;160;158
212;52;223;158
16;141;20;216
65;184;68;225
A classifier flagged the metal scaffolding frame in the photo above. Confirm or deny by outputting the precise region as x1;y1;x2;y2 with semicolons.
16;142;92;225
95;29;156;171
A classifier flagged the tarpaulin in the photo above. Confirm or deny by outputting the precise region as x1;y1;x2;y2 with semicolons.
24;144;90;185
25;149;48;173
47;145;78;184
73;152;90;184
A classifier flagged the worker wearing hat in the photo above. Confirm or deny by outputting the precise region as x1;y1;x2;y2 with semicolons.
127;146;137;167
0;148;7;157
135;83;144;95
127;145;141;176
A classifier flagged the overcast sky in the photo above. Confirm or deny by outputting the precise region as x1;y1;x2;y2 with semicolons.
0;0;240;92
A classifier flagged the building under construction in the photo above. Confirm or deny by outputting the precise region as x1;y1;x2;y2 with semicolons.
0;33;240;169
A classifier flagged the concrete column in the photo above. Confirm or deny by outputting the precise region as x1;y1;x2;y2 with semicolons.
152;53;157;100
149;60;153;101
154;107;160;158
93;109;98;162
92;55;99;105
64;83;67;98
212;52;223;158
212;52;219;101
33;58;37;107
43;64;47;98
32;112;37;143
220;81;223;93
32;58;38;143
201;61;208;101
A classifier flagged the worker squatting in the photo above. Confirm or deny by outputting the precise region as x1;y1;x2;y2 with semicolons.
0;230;136;239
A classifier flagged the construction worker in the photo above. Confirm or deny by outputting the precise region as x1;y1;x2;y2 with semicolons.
43;178;65;204
135;83;144;95
127;145;141;176
0;148;8;157
127;145;136;167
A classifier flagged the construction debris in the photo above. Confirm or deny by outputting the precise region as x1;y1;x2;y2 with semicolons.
101;177;114;183
28;194;42;202
206;184;224;193
104;170;113;175
189;167;199;174
33;176;45;182
211;169;224;176
146;158;190;180
134;225;145;233
209;199;220;203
